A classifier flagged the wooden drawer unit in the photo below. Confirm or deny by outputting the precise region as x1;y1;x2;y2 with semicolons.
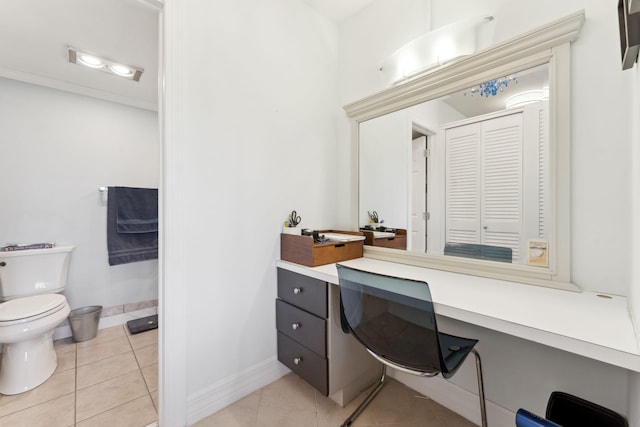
276;299;326;356
371;234;407;249
361;228;407;250
277;332;328;395
277;268;327;318
280;231;364;267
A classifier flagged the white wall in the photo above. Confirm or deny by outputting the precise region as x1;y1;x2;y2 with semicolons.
338;0;635;424
628;40;640;427
359;109;410;227
359;100;464;230
0;78;159;310
177;0;339;403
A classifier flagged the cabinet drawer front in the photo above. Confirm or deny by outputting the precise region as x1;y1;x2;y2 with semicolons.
276;299;326;356
277;332;328;396
277;268;327;318
373;235;407;250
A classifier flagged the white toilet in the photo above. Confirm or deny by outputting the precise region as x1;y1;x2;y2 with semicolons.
0;245;74;395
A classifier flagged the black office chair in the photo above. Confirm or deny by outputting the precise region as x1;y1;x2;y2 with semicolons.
336;264;488;427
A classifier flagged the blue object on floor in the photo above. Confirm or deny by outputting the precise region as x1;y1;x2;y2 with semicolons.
516;409;561;427
516;391;629;427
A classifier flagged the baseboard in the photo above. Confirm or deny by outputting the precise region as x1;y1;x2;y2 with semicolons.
52;306;158;341
186;357;290;426
388;370;515;427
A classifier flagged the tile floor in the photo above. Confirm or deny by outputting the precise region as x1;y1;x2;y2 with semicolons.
0;327;475;427
195;373;476;427
0;325;158;427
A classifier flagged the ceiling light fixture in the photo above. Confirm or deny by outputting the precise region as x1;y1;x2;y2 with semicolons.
77;54;104;69
109;64;134;77
67;46;143;82
465;75;518;98
505;88;549;109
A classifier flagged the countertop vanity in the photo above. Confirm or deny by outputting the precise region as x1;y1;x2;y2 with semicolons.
276;257;640;374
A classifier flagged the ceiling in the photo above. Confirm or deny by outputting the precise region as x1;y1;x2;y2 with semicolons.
443;63;550;118
0;0;373;111
300;0;375;22
0;0;160;111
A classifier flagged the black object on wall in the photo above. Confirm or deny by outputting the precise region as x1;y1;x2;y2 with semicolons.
619;0;640;70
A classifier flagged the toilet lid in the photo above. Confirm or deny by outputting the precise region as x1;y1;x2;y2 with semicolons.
0;294;67;322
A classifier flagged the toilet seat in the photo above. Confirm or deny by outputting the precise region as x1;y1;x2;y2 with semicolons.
0;294;67;325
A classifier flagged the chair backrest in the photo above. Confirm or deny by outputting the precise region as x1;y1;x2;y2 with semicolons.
444;242;512;263
336;264;444;374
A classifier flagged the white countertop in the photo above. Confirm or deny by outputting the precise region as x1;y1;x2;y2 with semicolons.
275;257;640;372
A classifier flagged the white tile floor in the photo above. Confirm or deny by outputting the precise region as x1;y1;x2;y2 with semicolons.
0;325;158;427
196;373;476;427
0;326;476;427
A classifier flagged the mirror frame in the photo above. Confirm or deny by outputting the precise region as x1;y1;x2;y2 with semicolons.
344;11;585;290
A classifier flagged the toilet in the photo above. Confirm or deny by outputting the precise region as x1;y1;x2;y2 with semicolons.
0;245;74;395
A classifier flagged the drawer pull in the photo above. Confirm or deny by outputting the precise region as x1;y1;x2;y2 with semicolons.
293;287;302;294
293;357;303;365
291;322;301;330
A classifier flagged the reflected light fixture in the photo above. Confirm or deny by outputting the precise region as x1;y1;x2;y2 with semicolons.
67;46;143;81
465;75;517;98
505;88;549;109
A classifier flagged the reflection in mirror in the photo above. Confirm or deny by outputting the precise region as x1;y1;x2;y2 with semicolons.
359;63;549;267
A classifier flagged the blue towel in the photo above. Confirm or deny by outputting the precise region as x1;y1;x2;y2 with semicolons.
115;187;158;233
107;186;158;266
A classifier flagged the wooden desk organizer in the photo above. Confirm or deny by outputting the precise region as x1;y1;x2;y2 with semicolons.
360;228;407;250
281;230;364;267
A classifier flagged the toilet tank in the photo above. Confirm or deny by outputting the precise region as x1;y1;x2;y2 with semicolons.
0;246;74;301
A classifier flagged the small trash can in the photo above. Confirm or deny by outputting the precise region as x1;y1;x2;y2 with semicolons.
68;305;103;342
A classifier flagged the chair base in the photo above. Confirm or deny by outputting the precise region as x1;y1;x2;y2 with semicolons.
341;365;387;427
471;349;488;427
341;351;488;427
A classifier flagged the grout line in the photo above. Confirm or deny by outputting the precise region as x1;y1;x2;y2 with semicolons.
314;390;320;427
75;393;151;425
74;341;78;426
74;372;149;424
252;388;263;427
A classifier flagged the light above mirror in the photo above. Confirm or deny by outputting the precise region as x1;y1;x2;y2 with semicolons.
345;11;585;290
380;16;493;87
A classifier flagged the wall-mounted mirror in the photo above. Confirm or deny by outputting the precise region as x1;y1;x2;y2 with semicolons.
360;63;549;267
346;11;584;289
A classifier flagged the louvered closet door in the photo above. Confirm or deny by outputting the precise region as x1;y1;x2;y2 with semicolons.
445;123;481;244
481;113;523;261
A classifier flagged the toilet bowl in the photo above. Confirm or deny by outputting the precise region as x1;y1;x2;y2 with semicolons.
0;245;74;395
0;294;70;395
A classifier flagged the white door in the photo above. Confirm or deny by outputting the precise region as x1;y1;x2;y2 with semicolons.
444;112;524;262
411;136;427;251
481;113;524;261
445;123;481;244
